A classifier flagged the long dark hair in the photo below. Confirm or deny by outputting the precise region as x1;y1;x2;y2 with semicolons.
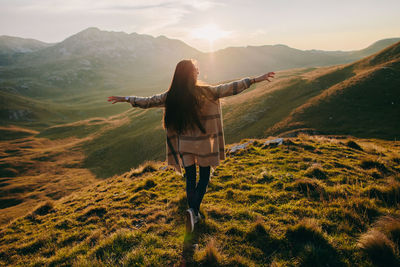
163;59;211;135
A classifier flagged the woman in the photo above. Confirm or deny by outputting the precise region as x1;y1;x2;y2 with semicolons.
107;59;274;233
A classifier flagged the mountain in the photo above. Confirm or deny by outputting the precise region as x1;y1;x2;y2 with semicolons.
353;37;400;57
1;27;200;95
197;38;400;82
0;35;53;65
0;135;399;266
0;35;52;54
0;28;202;128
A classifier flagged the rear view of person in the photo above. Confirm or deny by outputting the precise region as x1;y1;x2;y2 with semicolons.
108;59;275;233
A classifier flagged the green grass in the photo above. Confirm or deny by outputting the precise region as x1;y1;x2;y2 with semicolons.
1;135;399;266
223;64;353;142
36;124;104;140
268;41;400;140
80;108;166;178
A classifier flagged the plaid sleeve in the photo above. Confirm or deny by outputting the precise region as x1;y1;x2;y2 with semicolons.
129;91;168;108
209;77;252;98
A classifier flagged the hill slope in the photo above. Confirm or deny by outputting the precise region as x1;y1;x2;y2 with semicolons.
218;41;400;142
266;41;400;139
0;135;399;266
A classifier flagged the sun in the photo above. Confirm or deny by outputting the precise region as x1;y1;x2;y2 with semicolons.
191;24;230;43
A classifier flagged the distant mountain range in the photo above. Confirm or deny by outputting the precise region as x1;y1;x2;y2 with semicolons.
0;27;399;94
198;38;400;82
0;27;398;130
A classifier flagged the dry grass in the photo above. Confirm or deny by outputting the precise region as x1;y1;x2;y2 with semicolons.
197;238;223;266
0;135;399;266
0;134;99;226
358;229;399;267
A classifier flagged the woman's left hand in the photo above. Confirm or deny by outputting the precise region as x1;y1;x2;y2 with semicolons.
107;96;126;104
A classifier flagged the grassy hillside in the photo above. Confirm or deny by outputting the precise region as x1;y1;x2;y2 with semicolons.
221;66;354;142
1;40;398;230
0;126;100;226
219;41;400;142
0;87;137;132
265;41;400;139
0;135;399;266
0;107;165;226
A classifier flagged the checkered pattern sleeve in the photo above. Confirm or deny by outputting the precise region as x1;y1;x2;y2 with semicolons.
209;77;252;98
129;91;168;108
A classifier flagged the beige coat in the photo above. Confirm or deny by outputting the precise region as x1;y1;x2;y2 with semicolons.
129;77;253;174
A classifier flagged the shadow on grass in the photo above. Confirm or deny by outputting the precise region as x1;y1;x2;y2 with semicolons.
180;212;218;266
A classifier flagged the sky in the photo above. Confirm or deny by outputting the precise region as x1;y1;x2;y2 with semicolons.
1;0;399;52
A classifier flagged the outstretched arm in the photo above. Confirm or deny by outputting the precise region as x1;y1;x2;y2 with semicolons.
107;91;168;109
210;72;275;98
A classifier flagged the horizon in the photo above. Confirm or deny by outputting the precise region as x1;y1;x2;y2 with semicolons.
1;0;400;52
2;26;399;53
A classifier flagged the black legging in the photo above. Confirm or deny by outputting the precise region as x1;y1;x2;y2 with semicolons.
184;164;210;216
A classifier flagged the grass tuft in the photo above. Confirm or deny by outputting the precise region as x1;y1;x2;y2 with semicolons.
286;218;325;245
225;225;244;236
288;178;326;199
17;233;57;255
360;159;389;173
346;140;363;151
373;214;400;248
246;219;277;256
55;218;74;230
358;229;399;267
257;170;274;183
133;178;157;192
120;249;146;266
76;206;107;222
33;200;55;216
85;229;104;247
366;180;400;206
129;161;158;177
199;238;222;266
305;166;327;179
286;218;343;266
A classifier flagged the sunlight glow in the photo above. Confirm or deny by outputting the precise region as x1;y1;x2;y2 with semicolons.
190;24;231;43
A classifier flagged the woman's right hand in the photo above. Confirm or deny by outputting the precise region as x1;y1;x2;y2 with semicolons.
107;96;126;104
255;72;275;83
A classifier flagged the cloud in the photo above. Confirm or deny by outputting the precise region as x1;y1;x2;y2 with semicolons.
10;0;221;13
2;0;222;36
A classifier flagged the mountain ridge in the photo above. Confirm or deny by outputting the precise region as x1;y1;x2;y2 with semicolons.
2;27;399;55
